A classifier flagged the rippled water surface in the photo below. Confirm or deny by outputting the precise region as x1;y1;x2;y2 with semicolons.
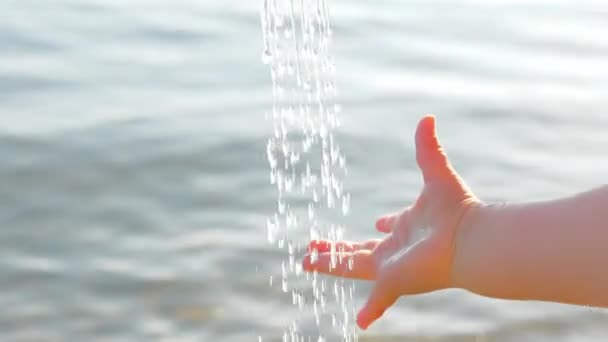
2;1;608;341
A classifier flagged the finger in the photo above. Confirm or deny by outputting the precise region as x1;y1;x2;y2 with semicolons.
376;208;412;234
375;213;398;233
357;277;399;330
307;239;380;253
361;239;382;250
307;240;354;253
415;115;455;183
302;250;376;280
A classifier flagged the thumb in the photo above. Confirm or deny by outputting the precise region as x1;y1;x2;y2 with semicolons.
415;114;455;183
357;277;398;330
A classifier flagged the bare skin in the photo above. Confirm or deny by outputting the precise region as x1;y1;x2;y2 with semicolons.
302;115;608;330
303;115;479;329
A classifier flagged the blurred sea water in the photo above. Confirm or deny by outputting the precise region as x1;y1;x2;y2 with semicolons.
1;0;608;341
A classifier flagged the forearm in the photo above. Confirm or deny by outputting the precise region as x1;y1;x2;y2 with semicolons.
452;185;608;307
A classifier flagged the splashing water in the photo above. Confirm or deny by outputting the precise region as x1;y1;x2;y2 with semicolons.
260;0;357;341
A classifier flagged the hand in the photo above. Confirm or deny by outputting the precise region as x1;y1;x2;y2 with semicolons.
302;115;481;330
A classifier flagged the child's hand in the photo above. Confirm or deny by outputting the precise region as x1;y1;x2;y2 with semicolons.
302;115;480;330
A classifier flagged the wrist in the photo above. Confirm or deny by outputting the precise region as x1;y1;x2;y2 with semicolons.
449;201;494;291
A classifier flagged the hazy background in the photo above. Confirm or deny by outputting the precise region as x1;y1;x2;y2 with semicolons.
1;0;608;341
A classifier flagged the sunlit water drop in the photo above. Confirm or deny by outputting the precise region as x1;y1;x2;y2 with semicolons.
261;0;357;341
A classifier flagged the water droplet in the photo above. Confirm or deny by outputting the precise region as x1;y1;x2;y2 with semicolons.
330;243;337;269
320;293;326;310
260;1;358;339
282;262;288;292
342;193;351;215
262;49;273;64
267;218;276;244
319;124;328;139
289;255;295;272
334;281;340;301
267;143;278;168
308;203;315;220
310;225;320;241
289;152;300;165
270;168;277;184
327;191;335;208
287;62;295;75
276;62;287;77
339;155;346;168
310;248;319;264
286;210;296;227
313;189;320;202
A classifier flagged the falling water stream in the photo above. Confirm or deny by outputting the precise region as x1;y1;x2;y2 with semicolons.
260;0;357;341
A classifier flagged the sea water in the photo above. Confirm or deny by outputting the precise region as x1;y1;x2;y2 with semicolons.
260;0;357;341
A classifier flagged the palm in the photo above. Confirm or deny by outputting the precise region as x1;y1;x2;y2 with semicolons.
375;181;474;292
303;115;478;330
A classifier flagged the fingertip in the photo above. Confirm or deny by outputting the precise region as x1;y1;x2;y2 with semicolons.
356;315;367;330
307;239;330;253
415;114;454;183
416;114;439;146
376;214;397;233
422;113;436;125
358;279;398;330
356;306;378;330
306;240;316;253
302;254;313;272
358;307;386;331
375;217;387;232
